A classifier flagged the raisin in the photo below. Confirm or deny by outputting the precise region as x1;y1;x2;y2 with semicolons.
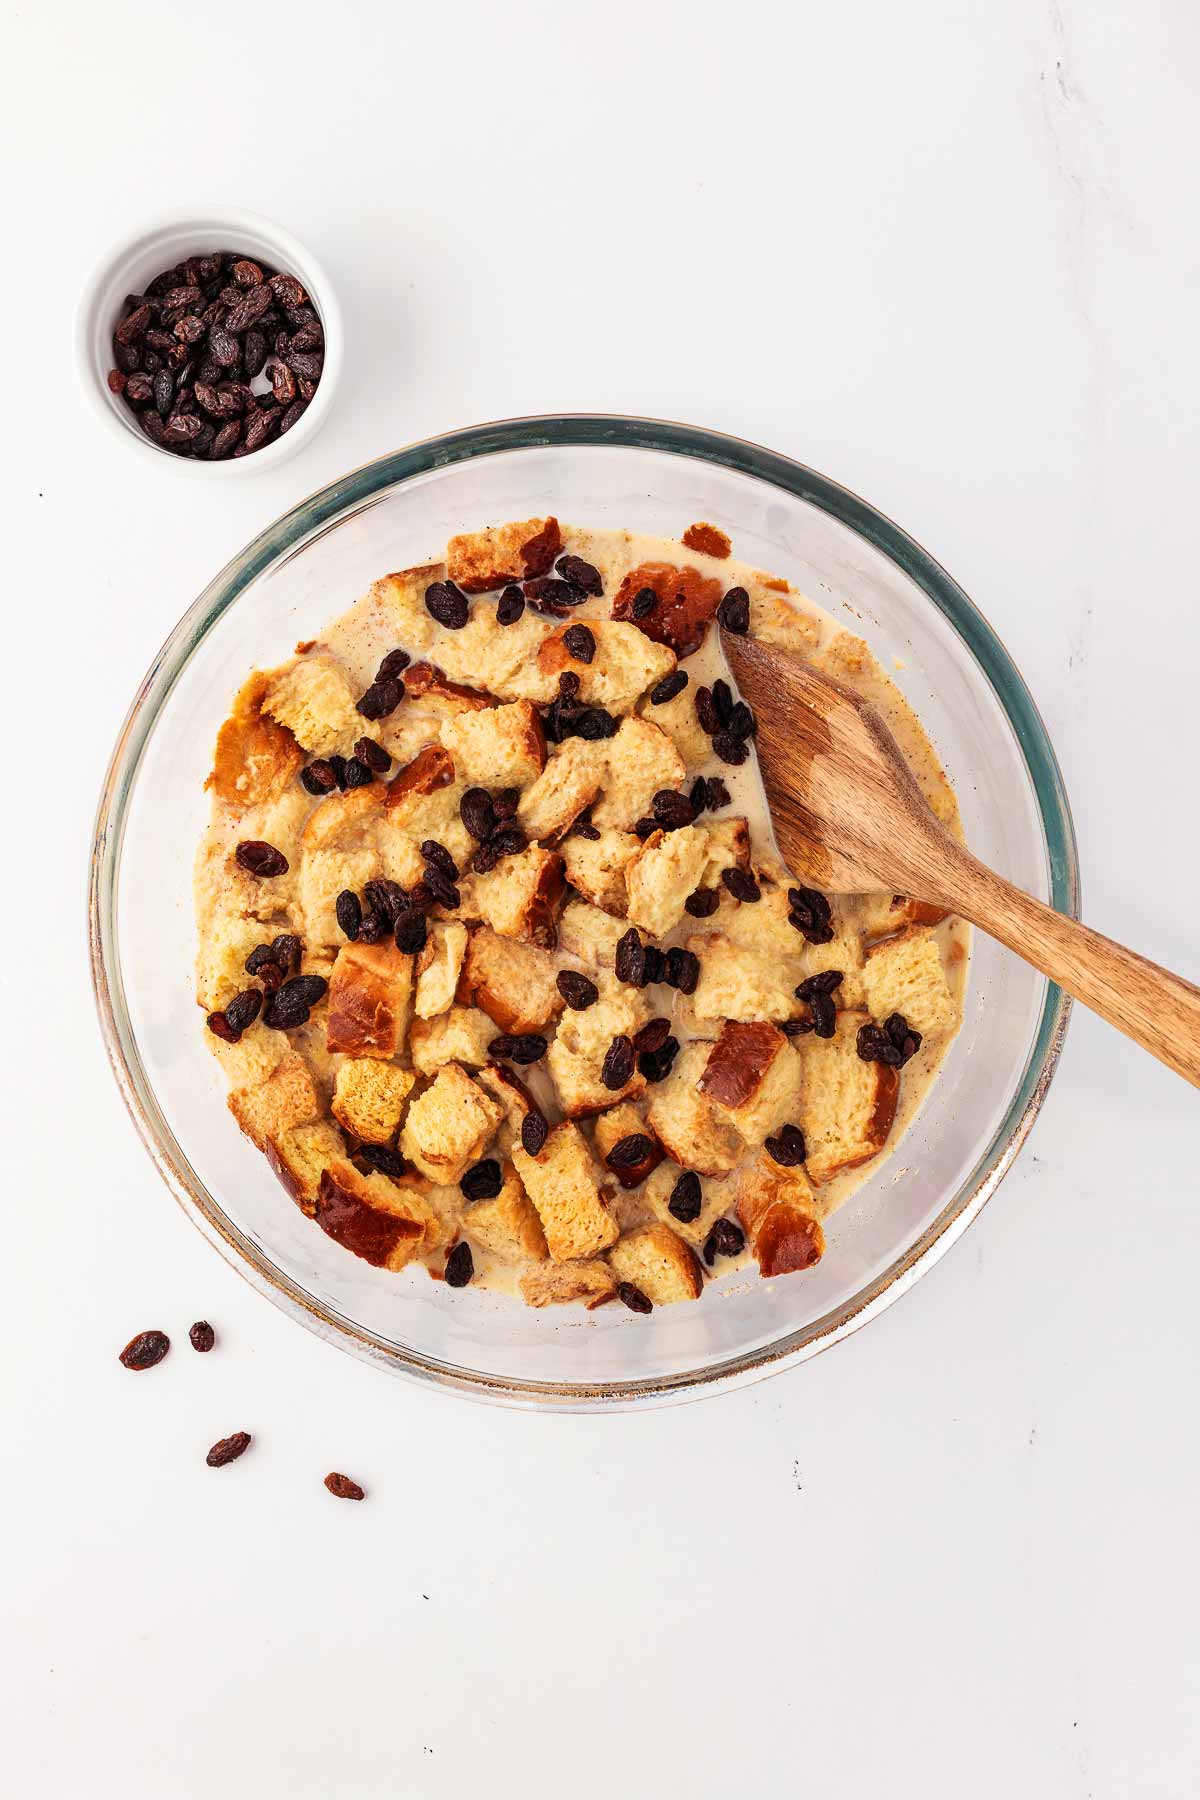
788;887;835;944
153;366;175;418
342;757;373;788
244;943;278;977
492;788;520;820
555;554;603;595
243;327;268;378
488;824;526;860
472;842;500;874
421;864;460;909
668;1170;703;1223
638;1037;680;1083
642;946;666;985
289;322;324;353
336;890;362;940
601;1035;635;1090
211;419;243;459
857;1019;917;1068
355;911;384;944
632;1018;671;1054
363;879;406;926
394;910;428;955
445;1241;475;1288
460;1159;503;1201
421;839;459;880
360;1144;408;1178
695;686;718;735
649;670;688;706
703;1219;745;1265
633;817;658;840
563;623;596;663
267;355;297;406
616;1282;653;1314
573;706;618;740
225;285;273;333
764;1124;807;1167
354;737;391;773
728;701;756;741
189;1320;216;1353
123;371;153;405
119;1329;170;1370
235;839;288;878
524;576;586;614
263;985;310;1031
781;1017;815;1037
706;777;731;810
356;677;404;720
224;988;263;1033
605;1133;655;1171
258;963;284;994
279;399;309;434
615;928;647;988
712;729;749;766
664;948;699;995
717;587;750;633
325;1472;365;1501
460;787;496;842
376;648;411;681
652;788;695;830
886;1012;923;1064
206;1431;252;1467
496;585;525;626
721;867;761;903
488;1033;547;1065
270;934;302;975
107;368;127;395
796;970;844;1000
232;258;264;286
327;755;348;790
684;887;720;918
573;818;601;841
630;588;657;619
115;302;153;344
521;1109;549;1156
285;348;323;382
556;970;599;1011
206;1010;239;1042
424;581;470;628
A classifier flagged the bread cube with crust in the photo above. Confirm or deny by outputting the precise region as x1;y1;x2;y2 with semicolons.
476;1061;536;1155
557;899;628;969
640;681;710;767
561;827;639;915
446;516;562;592
749;587;823;655
590;717;686;831
797;1008;899;1184
331;1057;416;1144
687;932;802;1024
516;737;607;842
798;928;866;1008
228;1052;323;1154
625;825;710;938
300;782;384;854
410;1005;498;1075
643;1161;736;1248
862;928;955;1036
204;1017;283;1091
266;1119;346;1216
463;927;563;1033
368;563;443;655
207;669;303;814
698;1022;803;1147
298;846;378;951
611;561;724;659
439;700;546;789
262;654;362;756
464;1163;549;1263
700;817;752;882
856;891;950;939
314;1159;441;1270
645;1040;744;1176
414;922;469;1019
400;1063;504;1183
404;661;496;713
520;1259;616;1308
196;906;283;1012
532;620;676;713
471;846;564;948
326;940;414;1058
423;606;554;702
735;1152;825;1277
608;1222;703;1305
383;743;472;867
511;1120;619;1261
592;1102;663;1189
545;976;649;1117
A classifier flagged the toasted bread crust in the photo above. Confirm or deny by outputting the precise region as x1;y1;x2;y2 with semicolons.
608;1222;704;1303
385;743;457;813
326;940;413;1058
611;561;724;658
446;517;562;592
735;1154;825;1276
314;1165;427;1269
207;670;303;812
697;1022;785;1111
681;522;732;559
405;662;496;710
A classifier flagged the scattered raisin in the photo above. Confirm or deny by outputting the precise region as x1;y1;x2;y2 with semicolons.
460;787;496;841
563;623;596;663
301;760;339;795
574;819;601;841
445;1241;474;1288
224;988;263;1034
617;1282;653;1314
557;970;599;1011
668;1171;703;1223
633;817;659;840
614;928;648;988
488;824;527;860
712;729;749;766
601;1035;635;1090
652;788;695;830
630;588;657;619
235;840;288;878
336;890;362;940
119;1330;170;1370
556;554;603;595
809;993;837;1038
520;1109;549;1156
394;910;428;955
638;1036;680;1083
574;706;618;740
343;756;373;789
649;670;689;706
325;1472;365;1501
705;777;731;810
206;1010;239;1043
496;585;525;626
524;576;586;614
363;879;406;926
460;1159;503;1201
717;587;750;634
796;970;843;1000
487;1033;547;1065
258;963;284;994
764;1124;807;1167
376;648;411;681
354;737;391;773
727;701;756;741
492;788;520;821
664;947;700;995
270;934;302;975
632;1018;672;1054
424;580;470;628
684;887;720;918
420;863;460;909
703;1219;745;1265
642;946;666;984
781;1017;815;1037
206;1431;251;1468
695;686;718;735
606;1133;655;1171
721;867;761;903
356;676;404;720
421;839;459;880
189;1320;216;1353
360;1144;407;1178
788;887;834;944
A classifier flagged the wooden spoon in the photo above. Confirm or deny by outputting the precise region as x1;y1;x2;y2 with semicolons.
720;627;1200;1087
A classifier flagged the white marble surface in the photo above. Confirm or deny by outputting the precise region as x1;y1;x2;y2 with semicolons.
4;2;1197;1794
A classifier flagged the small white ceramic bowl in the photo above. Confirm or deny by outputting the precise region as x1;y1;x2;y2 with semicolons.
76;206;342;476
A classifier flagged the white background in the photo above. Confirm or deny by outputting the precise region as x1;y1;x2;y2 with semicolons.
3;2;1197;1795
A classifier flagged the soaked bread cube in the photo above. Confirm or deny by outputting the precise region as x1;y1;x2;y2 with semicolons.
414;922;469;1019
520;1259;616;1308
330;1058;415;1144
206;669;303;814
545;976;648;1117
314;1160;442;1269
592;1102;663;1189
439;700;546;789
645;1040;743;1177
516;738;608;842
228;1052;323;1155
624;825;710;938
446;516;562;592
590;718;685;831
687;932;802;1024
400;1063;504;1184
735;1151;825;1277
511;1121;619;1262
862;928;955;1036
608;1223;703;1305
410;1006;498;1075
560;826;639;916
262;655;362;756
532;620;676;714
463;927;563;1034
557;899;629;969
796;1009;899;1184
697;1022;803;1147
464;1163;548;1263
326;940;414;1059
472;846;564;948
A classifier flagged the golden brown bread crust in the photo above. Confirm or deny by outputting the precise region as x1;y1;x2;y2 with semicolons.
735;1155;825;1277
206;670;303;812
326;941;413;1058
473;847;566;949
446;517;563;592
607;1222;704;1303
404;662;496;710
384;743;457;812
611;561;723;658
592;1102;664;1189
463;927;563;1034
681;522;731;558
519;1259;616;1308
697;1022;785;1111
314;1166;427;1269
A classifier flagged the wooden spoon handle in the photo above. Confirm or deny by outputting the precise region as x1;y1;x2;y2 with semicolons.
935;850;1200;1087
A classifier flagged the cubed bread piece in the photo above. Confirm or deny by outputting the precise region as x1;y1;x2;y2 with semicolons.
557;899;629;969
797;927;867;1009
207;669;303;813
645;1040;743;1176
463;927;563;1033
204;1017;284;1090
681;521;731;558
414;922;469;1019
330;1057;416;1144
624;826;710;938
735;1152;825;1277
856;891;950;939
516;738;607;841
368;563;443;655
410;1006;498;1075
608;1223;703;1305
817;628;870;679
446;516;562;592
298;846;378;951
520;1259;616;1309
643;1161;735;1248
639;680;710;767
511;1121;619;1262
266;1119;346;1216
476;1061;536;1155
464;1163;549;1263
471;846;564;948
421;606;555;702
611;561;724;659
533;620;676;714
700;817;752;882
404;661;496;712
196;907;283;1011
590;717;686;831
688;932;802;1024
561;827;639;915
749;587;823;654
314;1160;441;1270
797;1009;899;1185
383;743;471;867
400;1063;504;1183
708;880;809;962
545;976;649;1117
262;655;361;756
592;1102;663;1189
862;928;955;1036
228;1052;323;1153
439;700;546;788
300;783;384;854
326;940;414;1058
698;1022;803;1147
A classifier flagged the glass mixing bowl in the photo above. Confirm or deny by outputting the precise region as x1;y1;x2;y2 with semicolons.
89;416;1076;1411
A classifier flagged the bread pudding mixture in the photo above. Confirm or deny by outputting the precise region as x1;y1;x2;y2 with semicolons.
196;517;968;1312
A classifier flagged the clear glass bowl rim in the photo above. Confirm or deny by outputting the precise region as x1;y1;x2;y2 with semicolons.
88;413;1077;1411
